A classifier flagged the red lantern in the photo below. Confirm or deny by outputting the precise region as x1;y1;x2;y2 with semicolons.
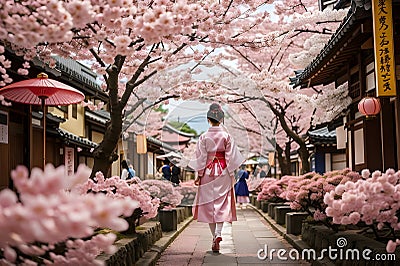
358;96;381;118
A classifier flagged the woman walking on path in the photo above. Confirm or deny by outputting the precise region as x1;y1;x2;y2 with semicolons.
189;103;245;252
235;165;250;208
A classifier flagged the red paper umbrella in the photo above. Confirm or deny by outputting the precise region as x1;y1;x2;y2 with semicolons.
0;73;84;106
0;73;85;167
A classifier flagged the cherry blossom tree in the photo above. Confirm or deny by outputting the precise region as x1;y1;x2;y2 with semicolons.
220;1;352;174
0;0;351;177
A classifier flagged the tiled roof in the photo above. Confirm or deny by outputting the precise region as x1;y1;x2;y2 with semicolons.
308;126;336;144
290;3;371;87
333;0;351;9
164;124;196;137
147;135;176;152
56;128;98;148
160;130;191;143
86;109;110;125
32;111;65;124
54;56;101;90
93;109;111;119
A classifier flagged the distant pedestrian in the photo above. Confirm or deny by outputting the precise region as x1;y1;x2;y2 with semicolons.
120;160;130;180
253;165;261;177
234;165;250;208
259;164;267;178
128;164;136;179
189;103;245;253
161;160;172;181
235;166;245;182
171;163;181;185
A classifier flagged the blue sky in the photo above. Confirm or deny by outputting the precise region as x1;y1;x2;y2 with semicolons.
164;100;210;134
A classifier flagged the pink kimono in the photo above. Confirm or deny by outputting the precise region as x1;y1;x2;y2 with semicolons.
189;126;245;223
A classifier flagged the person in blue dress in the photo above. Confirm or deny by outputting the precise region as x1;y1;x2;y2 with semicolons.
234;165;250;208
161;160;172;181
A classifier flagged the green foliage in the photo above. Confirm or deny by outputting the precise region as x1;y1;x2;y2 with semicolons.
168;121;197;135
153;104;168;114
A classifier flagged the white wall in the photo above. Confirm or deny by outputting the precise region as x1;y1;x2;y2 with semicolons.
354;128;364;165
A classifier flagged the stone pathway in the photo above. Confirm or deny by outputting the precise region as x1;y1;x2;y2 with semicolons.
156;207;310;265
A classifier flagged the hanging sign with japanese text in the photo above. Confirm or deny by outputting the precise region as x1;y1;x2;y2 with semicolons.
0;111;8;144
372;0;396;96
65;147;74;176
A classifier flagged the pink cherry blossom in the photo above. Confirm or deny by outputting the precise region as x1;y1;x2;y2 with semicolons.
325;168;400;251
386;240;398;253
140;179;183;207
0;164;139;264
17;68;29;75
0;189;18;208
259;169;361;222
0;0;350;177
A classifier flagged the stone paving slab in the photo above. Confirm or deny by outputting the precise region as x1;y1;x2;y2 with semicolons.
155;207;311;265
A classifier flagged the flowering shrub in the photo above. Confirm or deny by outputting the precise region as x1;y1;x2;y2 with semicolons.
176;180;197;206
140;179;183;209
282;169;361;221
256;169;361;224
0;164;139;265
324;169;400;253
76;172;160;219
256;176;291;202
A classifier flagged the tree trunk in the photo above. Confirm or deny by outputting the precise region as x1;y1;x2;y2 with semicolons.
90;61;125;178
264;100;311;175
276;143;291;176
298;141;310;174
90;106;123;178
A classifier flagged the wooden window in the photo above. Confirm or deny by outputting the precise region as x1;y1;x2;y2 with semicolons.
365;62;375;93
72;104;77;119
349;71;360;99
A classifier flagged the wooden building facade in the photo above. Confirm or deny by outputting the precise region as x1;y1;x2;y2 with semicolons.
292;0;400;172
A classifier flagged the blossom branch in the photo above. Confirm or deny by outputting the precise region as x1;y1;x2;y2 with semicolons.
231;46;261;72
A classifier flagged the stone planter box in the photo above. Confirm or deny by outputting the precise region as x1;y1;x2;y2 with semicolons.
175;207;185;223
158;209;177;231
97;221;162;265
255;199;262;209
250;194;257;206
274;206;293;225
185;206;192;217
261;201;270;213
301;223;400;265
178;205;193;218
267;202;286;219
286;212;308;235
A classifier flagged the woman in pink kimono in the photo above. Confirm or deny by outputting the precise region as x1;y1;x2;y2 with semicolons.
189;103;244;252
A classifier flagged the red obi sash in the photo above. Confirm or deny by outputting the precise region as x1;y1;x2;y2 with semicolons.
206;151;226;176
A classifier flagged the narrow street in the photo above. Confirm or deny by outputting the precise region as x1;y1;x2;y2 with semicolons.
156;207;310;265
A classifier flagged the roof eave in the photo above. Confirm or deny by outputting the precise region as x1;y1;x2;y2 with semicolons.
291;5;371;87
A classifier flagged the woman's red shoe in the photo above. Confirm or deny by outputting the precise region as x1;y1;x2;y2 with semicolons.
212;236;222;252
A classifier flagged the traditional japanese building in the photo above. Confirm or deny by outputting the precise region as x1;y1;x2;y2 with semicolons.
307;126;347;173
291;0;400;172
0;49;110;189
159;124;195;152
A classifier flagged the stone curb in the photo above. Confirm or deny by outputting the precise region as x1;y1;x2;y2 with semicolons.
249;204;334;266
135;216;194;266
